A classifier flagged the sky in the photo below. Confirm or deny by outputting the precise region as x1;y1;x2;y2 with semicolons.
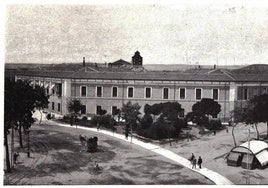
4;1;268;65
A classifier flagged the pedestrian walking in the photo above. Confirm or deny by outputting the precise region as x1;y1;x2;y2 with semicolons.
192;158;197;169
189;153;195;164
198;156;203;169
125;131;128;139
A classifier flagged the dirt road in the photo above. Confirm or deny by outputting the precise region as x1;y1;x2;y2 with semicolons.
4;123;213;185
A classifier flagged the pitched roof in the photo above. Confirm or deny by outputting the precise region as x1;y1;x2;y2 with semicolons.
111;59;131;66
10;64;268;82
14;68;233;82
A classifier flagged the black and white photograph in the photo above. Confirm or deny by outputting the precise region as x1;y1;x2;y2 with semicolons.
3;0;268;185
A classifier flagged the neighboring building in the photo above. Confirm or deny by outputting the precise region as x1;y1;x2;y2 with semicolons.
11;53;268;121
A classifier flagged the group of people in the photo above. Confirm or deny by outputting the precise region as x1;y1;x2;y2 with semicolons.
189;153;202;169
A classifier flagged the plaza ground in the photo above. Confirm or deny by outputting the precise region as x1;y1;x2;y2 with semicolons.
160;123;268;184
4;122;213;185
4;114;268;185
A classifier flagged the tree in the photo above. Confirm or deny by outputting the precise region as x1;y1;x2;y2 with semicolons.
67;99;84;127
139;102;185;142
120;101;141;142
246;94;268;139
33;85;49;125
4;78;48;171
192;98;221;118
189;98;221;128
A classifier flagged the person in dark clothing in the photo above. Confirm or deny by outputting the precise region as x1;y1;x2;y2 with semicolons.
192;158;197;169
189;153;195;164
13;152;20;164
198;156;203;169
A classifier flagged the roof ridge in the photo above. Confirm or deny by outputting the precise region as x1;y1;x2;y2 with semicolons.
85;67;99;72
220;69;236;81
207;69;219;74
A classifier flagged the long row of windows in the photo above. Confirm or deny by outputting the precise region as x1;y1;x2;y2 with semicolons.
80;86;220;100
240;87;267;100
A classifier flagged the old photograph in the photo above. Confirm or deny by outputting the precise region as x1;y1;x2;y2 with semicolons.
4;0;268;185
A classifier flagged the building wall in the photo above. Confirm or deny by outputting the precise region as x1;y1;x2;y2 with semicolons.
234;82;268;110
70;79;231;119
16;74;268;122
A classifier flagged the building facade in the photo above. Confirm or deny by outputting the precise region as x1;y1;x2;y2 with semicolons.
14;59;268;122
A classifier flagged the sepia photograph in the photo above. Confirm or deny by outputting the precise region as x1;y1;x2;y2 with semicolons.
3;0;268;185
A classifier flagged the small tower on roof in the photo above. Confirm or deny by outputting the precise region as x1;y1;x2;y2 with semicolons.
132;51;143;67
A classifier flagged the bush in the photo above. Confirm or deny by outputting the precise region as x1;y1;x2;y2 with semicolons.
63;115;71;121
137;118;185;140
208;119;222;130
46;113;52;120
140;114;153;129
82;116;88;121
91;115;117;131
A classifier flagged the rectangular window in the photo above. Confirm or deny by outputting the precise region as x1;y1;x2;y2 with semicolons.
196;88;202;100
112;106;118;115
57;103;61;112
96;105;102;115
253;88;258;97
52;102;54;110
81;105;86;115
81;86;87;97
179;88;186;99
112;86;118;97
212;89;219;100
128;87;134;98
55;83;62;96
163;88;169;99
244;88;248;100
263;88;267;94
145;87;151;98
96;87;102;97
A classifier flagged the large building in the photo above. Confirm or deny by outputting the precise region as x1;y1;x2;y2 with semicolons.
12;53;268;122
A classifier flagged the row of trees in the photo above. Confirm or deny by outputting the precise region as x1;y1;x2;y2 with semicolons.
4;79;49;173
231;94;268;146
66;94;268;145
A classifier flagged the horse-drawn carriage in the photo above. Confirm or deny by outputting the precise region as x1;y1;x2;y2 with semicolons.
79;135;98;152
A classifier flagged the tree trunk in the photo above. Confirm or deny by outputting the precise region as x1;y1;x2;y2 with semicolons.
232;124;237;147
27;131;30;157
254;123;259;140
39;109;42;124
267;121;268;138
18;125;23;148
4;129;11;173
11;127;14;168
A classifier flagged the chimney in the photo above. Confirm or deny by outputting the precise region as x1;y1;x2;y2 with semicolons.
83;57;85;67
214;64;216;69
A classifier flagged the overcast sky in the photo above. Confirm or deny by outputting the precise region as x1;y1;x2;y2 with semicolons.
5;2;268;65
